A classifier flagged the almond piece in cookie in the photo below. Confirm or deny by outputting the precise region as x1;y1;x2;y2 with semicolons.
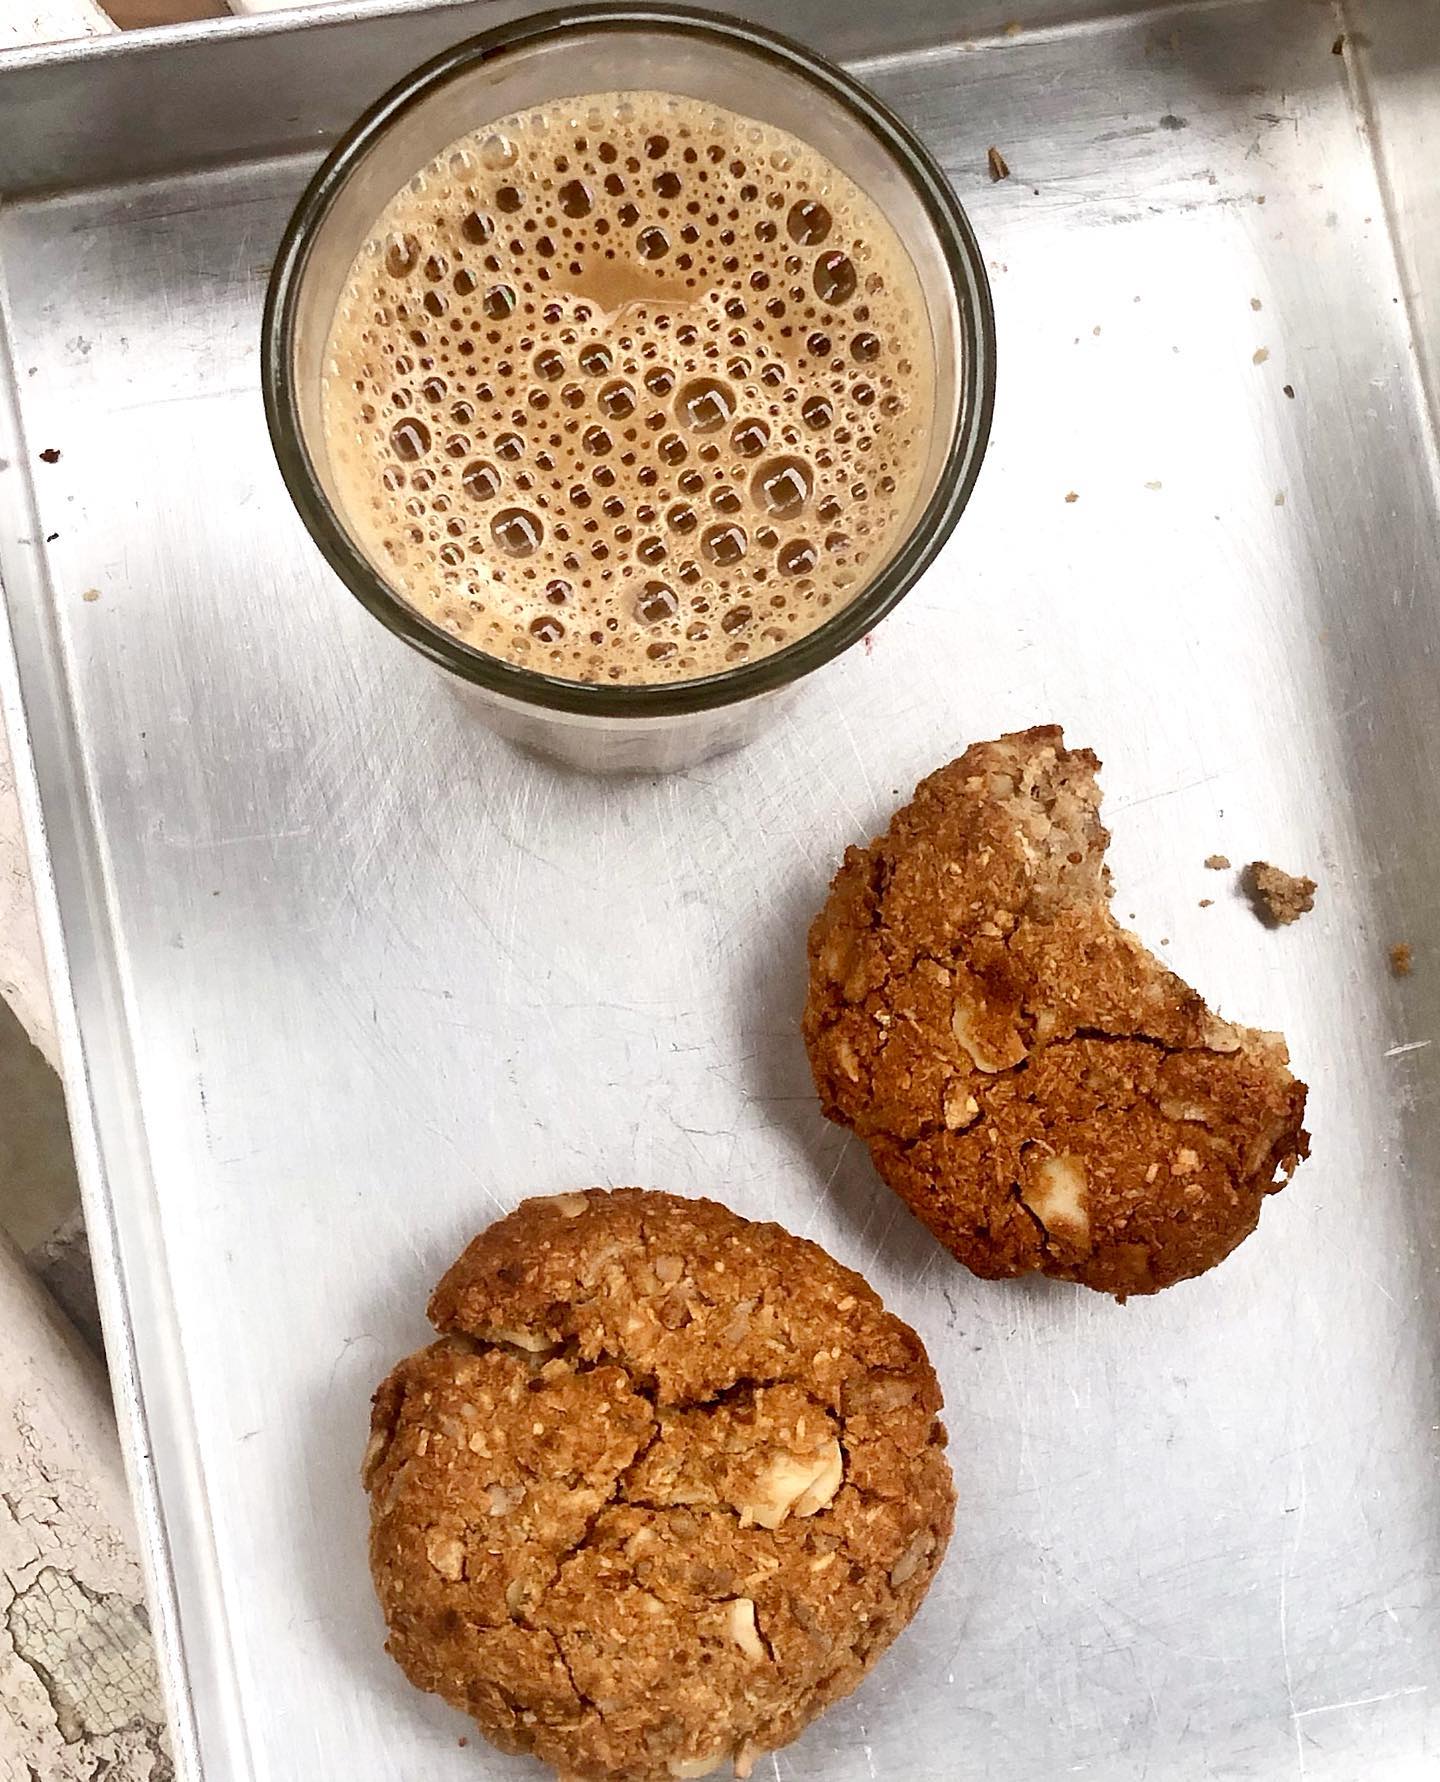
803;727;1309;1298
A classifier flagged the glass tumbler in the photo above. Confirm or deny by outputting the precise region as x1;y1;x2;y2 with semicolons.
263;2;995;772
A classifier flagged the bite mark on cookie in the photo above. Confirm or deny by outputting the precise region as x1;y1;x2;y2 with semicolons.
803;728;1309;1297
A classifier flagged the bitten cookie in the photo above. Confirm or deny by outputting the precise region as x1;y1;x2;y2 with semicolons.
803;727;1309;1298
364;1189;955;1780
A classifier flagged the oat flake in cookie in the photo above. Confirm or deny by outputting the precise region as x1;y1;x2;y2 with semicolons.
363;1189;955;1780
803;726;1309;1298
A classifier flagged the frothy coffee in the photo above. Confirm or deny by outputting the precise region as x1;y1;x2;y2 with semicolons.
322;91;935;684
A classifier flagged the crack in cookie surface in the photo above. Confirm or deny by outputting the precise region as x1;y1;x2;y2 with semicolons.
803;726;1309;1298
365;1188;954;1780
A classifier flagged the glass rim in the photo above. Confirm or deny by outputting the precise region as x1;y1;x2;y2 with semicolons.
261;1;996;720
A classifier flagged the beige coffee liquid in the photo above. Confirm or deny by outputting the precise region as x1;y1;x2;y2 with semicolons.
322;91;935;684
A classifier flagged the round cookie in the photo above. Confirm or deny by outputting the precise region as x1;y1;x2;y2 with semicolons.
803;727;1309;1298
363;1188;954;1780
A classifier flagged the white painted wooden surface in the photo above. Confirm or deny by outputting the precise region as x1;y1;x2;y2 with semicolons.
0;1230;172;1779
0;0;113;50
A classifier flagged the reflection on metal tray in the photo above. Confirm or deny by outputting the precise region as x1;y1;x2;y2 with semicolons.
1;1;1438;1777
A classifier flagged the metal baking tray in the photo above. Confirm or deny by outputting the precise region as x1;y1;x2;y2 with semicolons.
2;0;1437;1776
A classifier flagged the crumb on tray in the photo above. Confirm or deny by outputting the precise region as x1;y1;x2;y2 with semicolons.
1390;942;1413;978
1204;854;1231;870
1245;860;1316;926
987;146;1011;182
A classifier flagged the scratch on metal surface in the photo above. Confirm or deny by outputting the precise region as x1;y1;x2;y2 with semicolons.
109;383;254;417
1293;1684;1428;1720
995;1332;1039;1500
909;1242;947;1293
419;1124;510;1207
848;0;1245;70
197;825;311;850
779;702;872;842
1108;767;1229;815
325;1333;379;1396
800;1132;854;1238
862;1198;903;1279
1310;1228;1396;1307
1383;1039;1432;1058
1279;1443;1311;1776
824;680;881;818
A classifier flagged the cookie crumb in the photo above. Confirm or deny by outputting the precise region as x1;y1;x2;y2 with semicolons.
1252;346;1270;365
1283;383;1295;399
987;146;1011;182
1245;860;1316;926
38;447;61;464
1332;32;1345;53
1390;942;1413;977
82;588;100;603
1199;898;1213;908
1064;490;1079;504
1250;297;1263;311
1204;853;1230;870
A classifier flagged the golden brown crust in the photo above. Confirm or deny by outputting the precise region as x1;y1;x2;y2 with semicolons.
365;1189;955;1780
803;727;1309;1297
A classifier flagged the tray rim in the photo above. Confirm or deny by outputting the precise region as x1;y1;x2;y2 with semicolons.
0;315;208;1771
0;1;1430;1776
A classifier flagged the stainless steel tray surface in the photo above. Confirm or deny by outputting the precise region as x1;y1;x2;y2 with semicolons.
2;2;1438;1778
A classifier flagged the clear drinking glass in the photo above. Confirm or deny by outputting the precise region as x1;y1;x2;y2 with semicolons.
262;3;995;772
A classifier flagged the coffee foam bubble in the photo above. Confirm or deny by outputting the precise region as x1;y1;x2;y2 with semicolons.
322;90;935;685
